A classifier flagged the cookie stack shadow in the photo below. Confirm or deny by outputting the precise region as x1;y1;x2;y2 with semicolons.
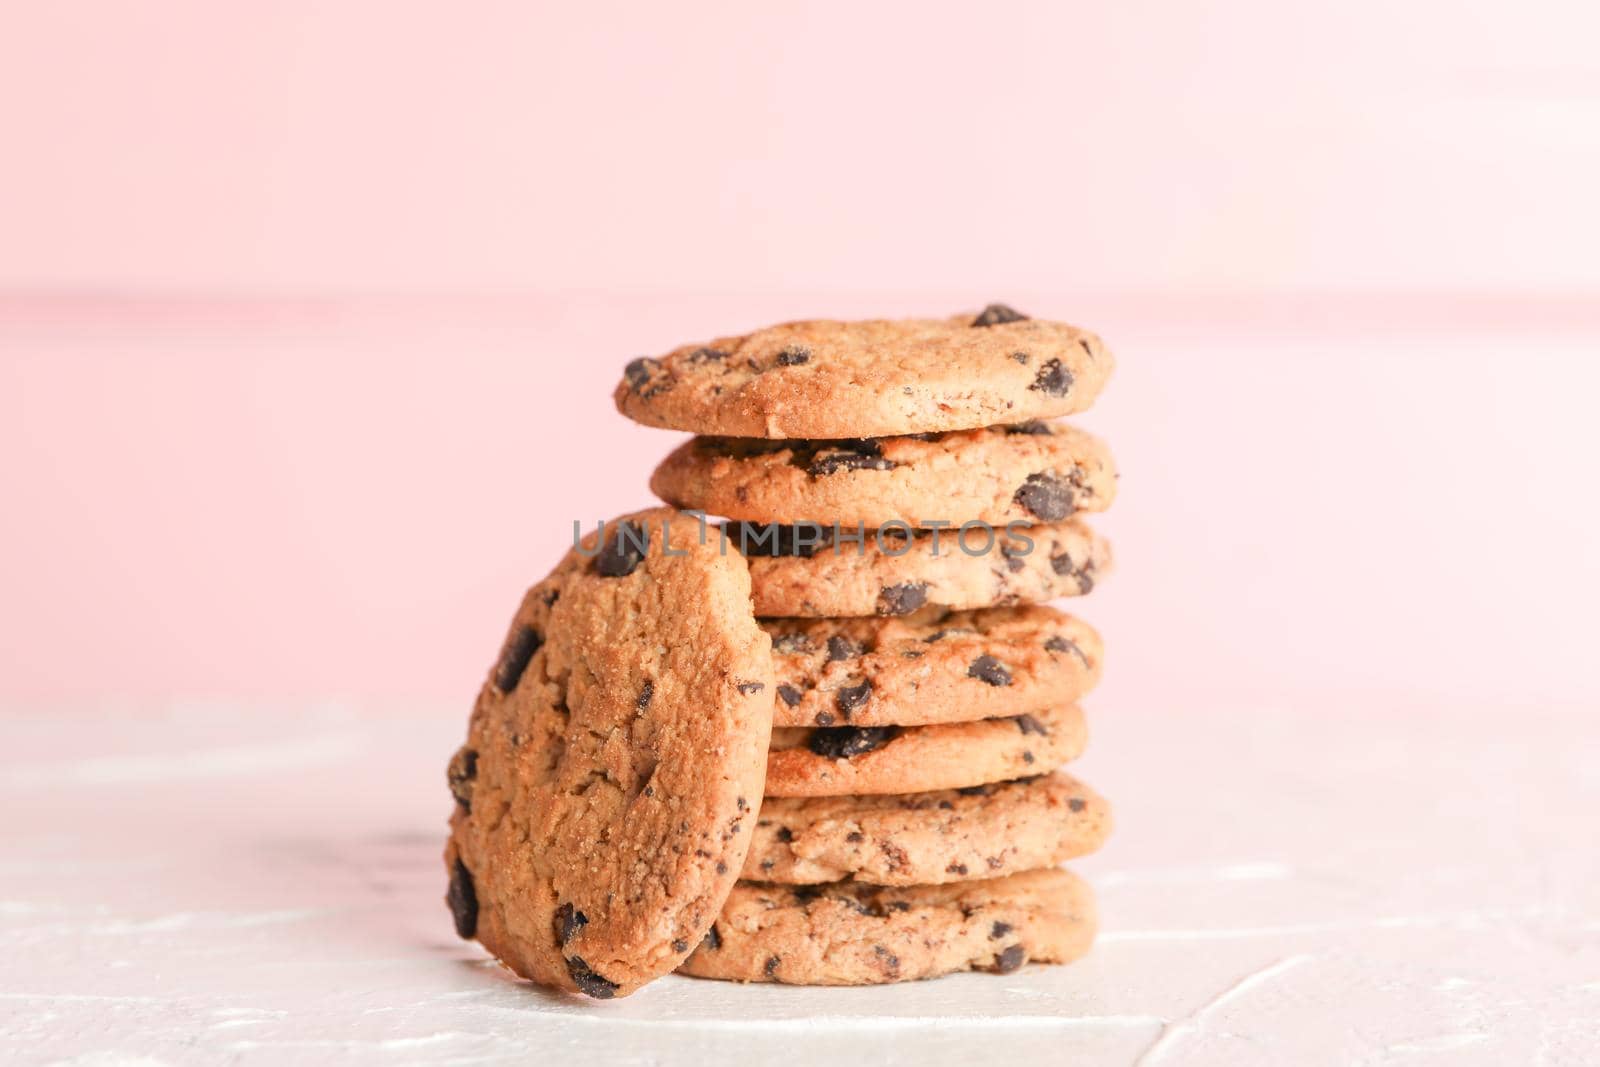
621;304;1118;985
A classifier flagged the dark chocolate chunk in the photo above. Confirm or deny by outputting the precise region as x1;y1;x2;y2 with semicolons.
1044;634;1090;666
1011;351;1030;364
776;345;811;366
807;439;896;477
447;747;478;811
876;582;928;616
623;357;660;390
764;955;781;979
1015;714;1048;736
687;346;727;363
1029;358;1074;397
776;684;802;707
556;902;589;945
447;859;477;939
1049;552;1095;594
737;681;765;695
596;520;649;578
972;304;1029;327
834;680;873;716
813;711;836;726
775;826;794;843
967;654;1013;687
636;681;654;710
990;920;1013;940
827;635;864;661
993;944;1026;974
493;625;543;693
1068;797;1087;812
807;724;893;759
1013;472;1075;521
702;924;722;951
565;956;619;998
672;938;689;953
1004;420;1053;435
947;863;969;876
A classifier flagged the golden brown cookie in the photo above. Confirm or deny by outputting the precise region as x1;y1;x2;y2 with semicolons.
650;421;1117;528
743;772;1112;885
444;508;775;998
678;868;1097;985
614;307;1114;439
763;704;1086;797
763;605;1102;728
740;517;1112;617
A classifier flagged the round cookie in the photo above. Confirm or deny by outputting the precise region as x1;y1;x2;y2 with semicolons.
443;508;775;999
650;421;1117;528
743;772;1113;886
614;307;1114;439
763;703;1087;797
737;517;1112;617
763;605;1102;728
678;868;1097;985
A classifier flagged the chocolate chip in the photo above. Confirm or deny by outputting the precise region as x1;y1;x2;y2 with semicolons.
447;747;478;811
1068;797;1087;812
1049;553;1096;594
775;826;794;843
493;625;543;692
958;783;995;796
556;902;589;945
1022;750;1035;763
565;956;619;999
990;921;1013;939
623;357;660;390
967;655;1013;686
972;304;1029;327
807;440;896;477
776;345;811;366
993;944;1026;974
738;681;765;695
873;945;901;976
835;680;872;716
1011;351;1030;364
1013;472;1074;521
447;859;477;939
727;521;821;558
687;346;727;363
807;725;893;759
1015;714;1048;736
764;955;781;979
845;830;865;843
636;681;654;710
1004;420;1053;435
827;635;864;661
947;863;969;876
777;684;802;707
672;938;689;953
876;582;928;616
772;632;815;655
700;925;722;951
1044;634;1090;666
596;520;649;577
814;711;836;726
1029;358;1075;397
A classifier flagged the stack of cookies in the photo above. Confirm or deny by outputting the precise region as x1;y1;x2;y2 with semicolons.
445;305;1117;996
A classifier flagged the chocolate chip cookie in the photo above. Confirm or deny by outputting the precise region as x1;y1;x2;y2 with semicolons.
763;605;1102;728
614;307;1114;439
738;516;1112;617
650;421;1117;528
678;868;1096;985
764;703;1086;797
444;508;775;998
743;771;1112;885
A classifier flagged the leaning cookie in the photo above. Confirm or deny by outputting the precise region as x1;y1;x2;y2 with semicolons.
650;421;1117;528
744;772;1112;885
739;517;1112;617
763;605;1102;728
614;306;1114;439
678;868;1097;985
763;704;1086;797
444;508;775;999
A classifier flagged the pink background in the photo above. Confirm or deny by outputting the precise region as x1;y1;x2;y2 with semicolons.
3;3;1599;714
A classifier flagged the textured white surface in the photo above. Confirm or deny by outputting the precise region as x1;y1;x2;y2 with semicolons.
4;698;1597;1066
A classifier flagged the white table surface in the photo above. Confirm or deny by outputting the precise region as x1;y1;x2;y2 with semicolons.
5;696;1596;1066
